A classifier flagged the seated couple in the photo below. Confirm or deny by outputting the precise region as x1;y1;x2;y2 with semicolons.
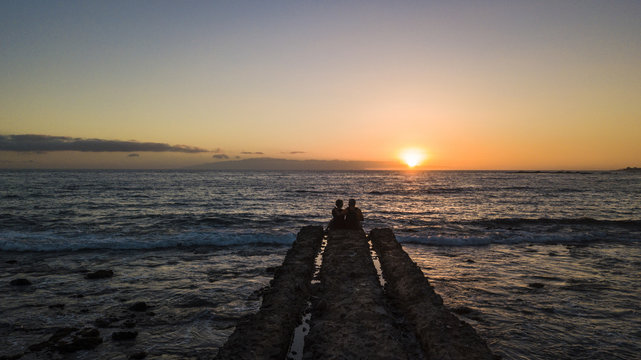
330;198;364;230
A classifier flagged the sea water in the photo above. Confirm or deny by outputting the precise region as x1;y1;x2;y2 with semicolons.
1;170;639;359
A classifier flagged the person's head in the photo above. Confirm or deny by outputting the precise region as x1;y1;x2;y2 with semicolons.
335;199;343;208
348;199;356;207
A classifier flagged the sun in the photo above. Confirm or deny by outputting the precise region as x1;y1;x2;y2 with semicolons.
400;148;427;168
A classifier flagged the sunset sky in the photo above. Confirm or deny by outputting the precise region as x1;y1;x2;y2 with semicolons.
1;1;640;169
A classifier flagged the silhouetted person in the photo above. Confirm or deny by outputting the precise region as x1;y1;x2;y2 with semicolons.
344;199;364;229
329;199;346;230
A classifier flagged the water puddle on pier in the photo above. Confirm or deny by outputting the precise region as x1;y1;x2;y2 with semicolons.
287;235;328;359
312;235;328;284
368;238;386;287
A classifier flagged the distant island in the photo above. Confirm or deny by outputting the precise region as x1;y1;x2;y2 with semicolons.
188;157;399;171
618;167;641;172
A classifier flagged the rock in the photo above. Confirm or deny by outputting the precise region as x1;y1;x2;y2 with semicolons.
0;353;23;360
528;283;545;289
465;259;476;263
112;331;138;341
95;317;118;328
265;266;279;274
55;328;103;353
249;287;268;301
10;278;31;286
5;260;17;264
123;320;137;328
48;304;65;310
451;306;473;315
29;327;102;354
85;270;114;279
129;302;148;312
129;351;147;359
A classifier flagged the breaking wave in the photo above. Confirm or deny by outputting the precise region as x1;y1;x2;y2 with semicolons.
0;230;296;252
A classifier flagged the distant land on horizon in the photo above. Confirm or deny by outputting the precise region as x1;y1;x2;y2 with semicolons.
187;157;400;171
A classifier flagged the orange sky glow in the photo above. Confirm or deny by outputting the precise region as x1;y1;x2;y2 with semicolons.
1;1;640;170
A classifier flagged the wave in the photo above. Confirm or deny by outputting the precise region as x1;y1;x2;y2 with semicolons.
397;230;639;247
458;217;641;228
0;230;296;252
368;187;478;196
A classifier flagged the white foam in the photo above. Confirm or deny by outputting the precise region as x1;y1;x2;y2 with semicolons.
396;230;620;247
0;230;296;252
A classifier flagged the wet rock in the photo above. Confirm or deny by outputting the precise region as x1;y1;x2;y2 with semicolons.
10;278;31;286
55;328;103;353
123;320;137;328
129;351;147;359
465;259;476;263
265;266;279;274
112;331;138;341
95;316;119;328
85;270;114;279
0;353;23;360
249;287;268;301
29;327;102;354
129;302;148;312
528;283;545;289
451;306;473;315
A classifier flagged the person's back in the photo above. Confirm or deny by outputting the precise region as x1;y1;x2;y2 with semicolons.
344;199;364;229
329;199;346;230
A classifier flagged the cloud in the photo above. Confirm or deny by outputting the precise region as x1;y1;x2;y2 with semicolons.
0;134;208;153
213;154;230;159
128;153;140;157
212;148;223;153
241;151;264;155
283;151;306;154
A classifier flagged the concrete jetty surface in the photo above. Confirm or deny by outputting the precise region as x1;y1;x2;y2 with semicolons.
369;228;496;360
215;226;323;360
302;229;422;359
215;226;496;360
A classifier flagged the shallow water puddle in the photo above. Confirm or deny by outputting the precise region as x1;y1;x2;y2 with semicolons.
287;234;327;359
368;238;386;287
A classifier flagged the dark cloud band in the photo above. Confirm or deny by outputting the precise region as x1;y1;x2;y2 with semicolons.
0;135;208;153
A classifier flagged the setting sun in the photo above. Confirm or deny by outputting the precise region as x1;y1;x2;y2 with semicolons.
400;148;427;168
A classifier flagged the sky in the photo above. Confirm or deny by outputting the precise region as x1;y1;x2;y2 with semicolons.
1;1;640;169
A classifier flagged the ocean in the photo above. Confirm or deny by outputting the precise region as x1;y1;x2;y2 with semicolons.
1;170;640;359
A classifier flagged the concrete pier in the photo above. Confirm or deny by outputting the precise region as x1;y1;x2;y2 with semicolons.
215;226;323;360
369;228;496;360
215;226;496;360
303;229;422;359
